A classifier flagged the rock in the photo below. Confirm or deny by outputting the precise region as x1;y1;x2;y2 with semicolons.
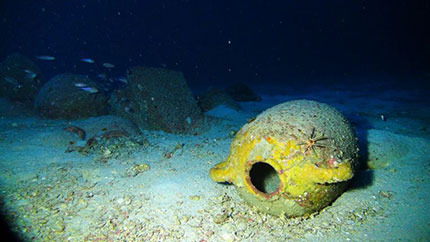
0;97;36;117
0;53;45;102
197;88;239;112
34;73;108;119
225;83;261;102
109;67;203;134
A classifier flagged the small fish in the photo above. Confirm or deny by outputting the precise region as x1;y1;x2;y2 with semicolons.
23;69;37;79
102;63;115;68
36;55;55;61
117;77;127;84
74;82;88;87
124;106;134;113
81;58;95;64
4;76;23;88
97;73;107;80
80;86;99;94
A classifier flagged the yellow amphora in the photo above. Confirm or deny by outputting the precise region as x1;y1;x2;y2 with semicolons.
210;100;359;217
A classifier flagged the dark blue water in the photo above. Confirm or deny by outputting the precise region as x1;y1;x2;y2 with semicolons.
1;0;429;91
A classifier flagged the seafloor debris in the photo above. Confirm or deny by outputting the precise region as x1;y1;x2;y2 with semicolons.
64;126;86;140
164;143;185;159
0;163;387;242
65;129;148;163
125;163;150;177
86;130;130;146
378;190;393;199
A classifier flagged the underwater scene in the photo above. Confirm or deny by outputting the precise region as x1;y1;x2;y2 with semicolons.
0;1;429;241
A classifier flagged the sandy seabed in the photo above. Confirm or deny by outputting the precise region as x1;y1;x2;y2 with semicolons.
0;83;429;241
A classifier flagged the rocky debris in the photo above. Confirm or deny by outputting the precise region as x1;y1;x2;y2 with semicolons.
225;83;261;102
60;115;143;160
0;53;45;102
34;73;108;119
197;88;239;112
109;67;203;134
67;131;148;163
79;115;140;138
125;163;151;177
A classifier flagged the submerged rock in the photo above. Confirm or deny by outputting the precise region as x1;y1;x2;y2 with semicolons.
0;53;45;102
197;88;239;112
225;83;261;102
109;67;203;134
35;73;108;119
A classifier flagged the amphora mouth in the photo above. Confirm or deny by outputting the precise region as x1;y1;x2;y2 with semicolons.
245;161;281;199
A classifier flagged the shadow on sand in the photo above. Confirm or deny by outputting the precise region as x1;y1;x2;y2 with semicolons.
346;111;374;191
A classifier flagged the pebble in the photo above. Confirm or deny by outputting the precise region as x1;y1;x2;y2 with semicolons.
220;232;235;242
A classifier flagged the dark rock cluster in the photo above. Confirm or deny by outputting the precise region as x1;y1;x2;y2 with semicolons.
226;83;261;102
109;67;203;134
0;53;45;102
196;83;261;113
0;52;262;135
197;88;240;112
35;73;108;119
